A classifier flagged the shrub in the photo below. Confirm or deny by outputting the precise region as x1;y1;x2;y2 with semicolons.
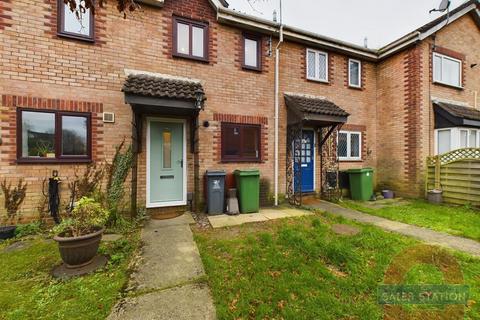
15;221;43;238
53;197;109;237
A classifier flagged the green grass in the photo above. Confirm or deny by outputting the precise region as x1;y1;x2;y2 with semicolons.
341;199;480;241
194;214;480;319
0;231;139;320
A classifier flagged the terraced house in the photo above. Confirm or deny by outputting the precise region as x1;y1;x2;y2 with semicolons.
0;0;479;220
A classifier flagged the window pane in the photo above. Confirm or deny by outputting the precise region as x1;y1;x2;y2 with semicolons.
337;133;347;158
433;55;442;82
307;50;316;78
349;60;360;86
438;130;451;154
350;133;360;158
460;130;468;148
243;126;259;158
318;53;327;80
163;130;171;169
442;57;461;86
223;125;241;157
63;0;91;36
192;26;205;58
469;130;477;148
22;111;55;158
176;22;190;55
244;38;258;67
62;116;87;156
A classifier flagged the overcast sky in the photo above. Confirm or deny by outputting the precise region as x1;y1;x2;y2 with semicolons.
227;0;468;48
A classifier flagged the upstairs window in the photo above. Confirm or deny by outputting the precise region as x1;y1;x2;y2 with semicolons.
18;109;91;163
58;0;94;41
306;49;328;82
242;34;261;71
221;123;261;162
173;17;209;61
338;131;361;161
348;59;361;88
433;53;462;88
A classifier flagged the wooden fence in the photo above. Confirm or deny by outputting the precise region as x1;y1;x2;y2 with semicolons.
426;148;480;206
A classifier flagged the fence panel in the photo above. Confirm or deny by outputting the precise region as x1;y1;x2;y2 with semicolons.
426;148;480;207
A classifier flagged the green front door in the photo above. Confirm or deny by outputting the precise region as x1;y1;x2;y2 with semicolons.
148;120;184;206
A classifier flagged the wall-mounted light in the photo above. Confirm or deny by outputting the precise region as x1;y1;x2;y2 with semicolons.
471;63;478;68
195;89;205;110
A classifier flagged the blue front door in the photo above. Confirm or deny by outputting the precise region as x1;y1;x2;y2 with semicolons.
294;130;315;192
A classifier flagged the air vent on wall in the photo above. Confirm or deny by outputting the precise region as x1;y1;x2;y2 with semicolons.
103;112;115;123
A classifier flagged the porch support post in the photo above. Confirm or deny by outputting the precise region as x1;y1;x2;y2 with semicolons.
130;111;142;218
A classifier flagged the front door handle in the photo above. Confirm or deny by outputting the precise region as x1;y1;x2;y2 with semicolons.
178;159;183;168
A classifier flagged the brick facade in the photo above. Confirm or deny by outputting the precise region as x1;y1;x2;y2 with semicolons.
0;0;478;220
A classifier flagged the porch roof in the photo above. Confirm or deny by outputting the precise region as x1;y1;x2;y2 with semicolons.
284;93;349;126
122;73;205;116
434;100;480;129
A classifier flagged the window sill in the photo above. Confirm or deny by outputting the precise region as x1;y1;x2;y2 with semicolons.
339;159;363;162
348;85;362;90
172;53;209;63
307;78;329;84
242;65;262;72
57;32;95;43
221;159;262;164
17;158;93;165
433;81;464;91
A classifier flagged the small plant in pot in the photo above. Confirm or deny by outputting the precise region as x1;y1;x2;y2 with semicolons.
53;197;109;269
0;179;27;240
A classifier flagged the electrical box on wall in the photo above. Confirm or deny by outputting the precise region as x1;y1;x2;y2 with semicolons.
102;112;115;123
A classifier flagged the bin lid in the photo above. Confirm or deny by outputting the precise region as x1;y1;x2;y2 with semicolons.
206;170;226;176
347;168;373;173
234;169;260;176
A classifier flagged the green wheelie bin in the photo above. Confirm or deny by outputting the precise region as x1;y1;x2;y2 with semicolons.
234;169;260;213
347;168;374;201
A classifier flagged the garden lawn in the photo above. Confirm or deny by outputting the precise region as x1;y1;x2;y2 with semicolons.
194;213;480;320
341;199;480;241
0;231;139;320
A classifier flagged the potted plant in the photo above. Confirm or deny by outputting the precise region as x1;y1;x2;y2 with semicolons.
53;197;109;268
0;179;27;240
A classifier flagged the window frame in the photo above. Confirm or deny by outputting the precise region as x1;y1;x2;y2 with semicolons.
172;16;209;62
57;0;95;42
432;52;463;89
435;127;480;155
306;48;329;83
242;33;262;71
337;131;362;161
17;108;92;164
348;58;362;88
221;123;261;162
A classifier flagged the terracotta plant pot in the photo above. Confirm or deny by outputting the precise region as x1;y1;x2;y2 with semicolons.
54;227;105;268
0;226;16;240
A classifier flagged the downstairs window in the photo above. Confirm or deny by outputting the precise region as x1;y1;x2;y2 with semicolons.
221;123;261;162
18;109;91;163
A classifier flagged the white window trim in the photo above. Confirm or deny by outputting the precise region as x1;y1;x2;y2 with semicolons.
338;131;362;161
348;58;362;88
306;48;329;83
434;127;480;155
432;52;463;89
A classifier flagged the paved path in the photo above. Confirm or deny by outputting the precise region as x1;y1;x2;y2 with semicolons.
108;214;216;320
208;207;313;228
307;200;480;257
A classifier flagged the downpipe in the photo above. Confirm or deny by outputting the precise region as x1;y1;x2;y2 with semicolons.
274;24;283;206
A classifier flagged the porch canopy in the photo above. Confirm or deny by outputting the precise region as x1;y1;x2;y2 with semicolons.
123;73;205;116
284;93;349;127
434;100;480;129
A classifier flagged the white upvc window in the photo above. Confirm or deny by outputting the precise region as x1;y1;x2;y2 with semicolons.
306;48;328;82
337;131;362;161
433;52;462;88
435;127;480;154
348;59;361;88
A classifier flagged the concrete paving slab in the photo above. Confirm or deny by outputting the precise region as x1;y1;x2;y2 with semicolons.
208;208;313;228
102;234;123;242
108;283;216;320
131;222;205;291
